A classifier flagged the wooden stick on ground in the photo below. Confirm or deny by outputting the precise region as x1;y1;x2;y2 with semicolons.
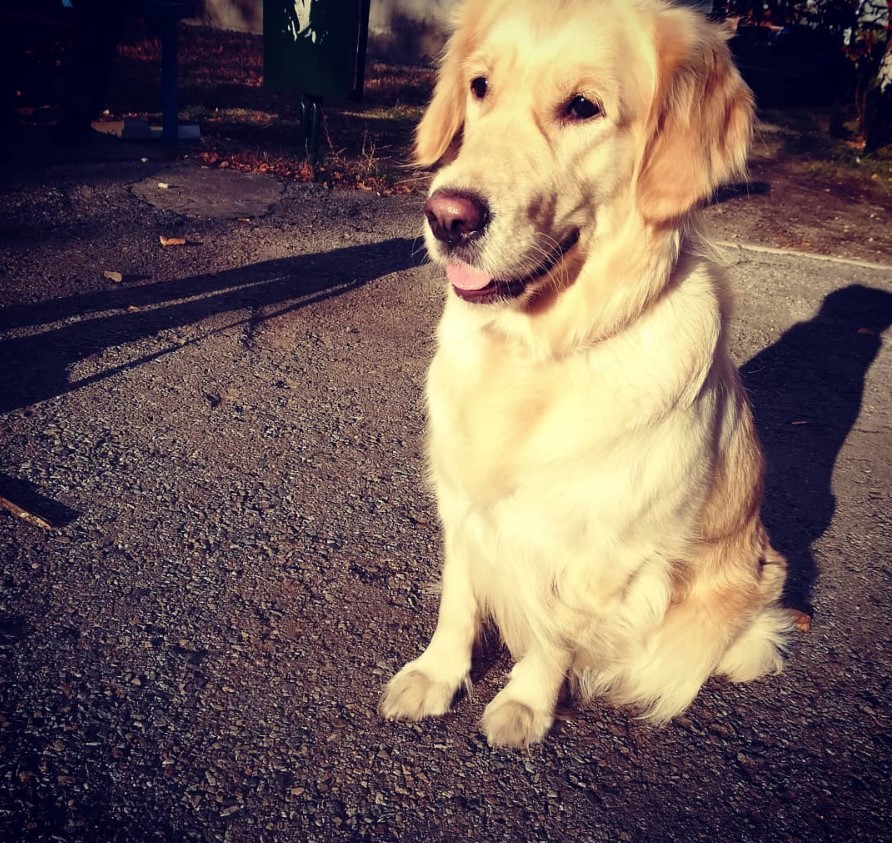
0;495;54;531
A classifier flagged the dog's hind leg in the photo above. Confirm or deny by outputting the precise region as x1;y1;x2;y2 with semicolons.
716;548;792;682
610;544;790;721
715;606;791;682
380;537;480;721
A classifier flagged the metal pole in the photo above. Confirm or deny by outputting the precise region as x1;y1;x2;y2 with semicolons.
300;93;323;167
161;16;179;142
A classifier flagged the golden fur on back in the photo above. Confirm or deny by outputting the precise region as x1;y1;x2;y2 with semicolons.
380;0;791;747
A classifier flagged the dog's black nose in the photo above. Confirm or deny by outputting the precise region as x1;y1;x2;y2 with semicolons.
425;190;489;246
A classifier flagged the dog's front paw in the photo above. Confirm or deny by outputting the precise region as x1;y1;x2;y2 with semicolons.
379;665;467;721
481;695;554;748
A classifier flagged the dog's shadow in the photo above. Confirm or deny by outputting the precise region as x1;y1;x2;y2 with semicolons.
741;283;892;613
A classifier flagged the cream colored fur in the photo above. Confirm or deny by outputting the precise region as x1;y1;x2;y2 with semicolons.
380;0;791;748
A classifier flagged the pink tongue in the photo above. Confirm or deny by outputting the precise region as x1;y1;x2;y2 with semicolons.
446;262;494;291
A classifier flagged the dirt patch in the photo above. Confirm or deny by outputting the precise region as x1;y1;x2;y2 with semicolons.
131;167;284;219
706;109;892;264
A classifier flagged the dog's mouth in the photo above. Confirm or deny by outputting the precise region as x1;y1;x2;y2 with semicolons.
446;231;580;305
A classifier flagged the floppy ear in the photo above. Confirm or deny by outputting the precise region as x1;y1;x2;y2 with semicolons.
414;28;470;168
637;9;754;224
414;0;497;168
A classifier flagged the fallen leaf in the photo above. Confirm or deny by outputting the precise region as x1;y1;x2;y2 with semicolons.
160;236;186;247
157;182;170;189
103;270;123;283
788;609;812;633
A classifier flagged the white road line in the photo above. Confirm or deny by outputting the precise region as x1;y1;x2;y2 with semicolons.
716;241;892;272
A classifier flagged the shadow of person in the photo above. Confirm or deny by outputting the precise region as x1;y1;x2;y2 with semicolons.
0;237;418;414
741;284;892;613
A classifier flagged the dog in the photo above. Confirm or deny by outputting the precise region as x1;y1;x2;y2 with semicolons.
380;0;792;748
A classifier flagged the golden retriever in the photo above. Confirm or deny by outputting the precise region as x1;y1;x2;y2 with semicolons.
380;0;791;748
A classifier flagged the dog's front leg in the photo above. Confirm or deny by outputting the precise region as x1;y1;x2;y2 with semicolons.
481;643;571;749
379;534;479;721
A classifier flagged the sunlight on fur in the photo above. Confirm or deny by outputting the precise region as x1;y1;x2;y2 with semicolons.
380;0;794;749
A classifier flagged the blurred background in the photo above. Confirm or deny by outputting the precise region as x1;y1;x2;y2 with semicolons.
0;0;889;197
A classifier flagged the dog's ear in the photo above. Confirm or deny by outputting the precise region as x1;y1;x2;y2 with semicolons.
637;10;754;224
414;2;490;168
414;32;470;168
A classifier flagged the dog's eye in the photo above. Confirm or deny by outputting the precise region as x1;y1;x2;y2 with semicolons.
470;76;488;100
565;95;602;120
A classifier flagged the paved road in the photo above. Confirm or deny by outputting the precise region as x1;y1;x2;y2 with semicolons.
1;139;891;842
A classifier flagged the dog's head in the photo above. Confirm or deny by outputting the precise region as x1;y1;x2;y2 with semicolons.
417;0;753;311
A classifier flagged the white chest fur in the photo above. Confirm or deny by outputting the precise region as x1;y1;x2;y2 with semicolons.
426;282;728;656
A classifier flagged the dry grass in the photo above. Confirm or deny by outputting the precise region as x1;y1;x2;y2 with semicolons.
107;25;433;194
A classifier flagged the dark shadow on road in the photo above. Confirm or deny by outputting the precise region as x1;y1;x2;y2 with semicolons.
0;237;418;413
712;180;771;204
741;284;892;612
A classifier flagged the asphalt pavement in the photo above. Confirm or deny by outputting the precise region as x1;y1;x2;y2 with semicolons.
1;134;891;843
